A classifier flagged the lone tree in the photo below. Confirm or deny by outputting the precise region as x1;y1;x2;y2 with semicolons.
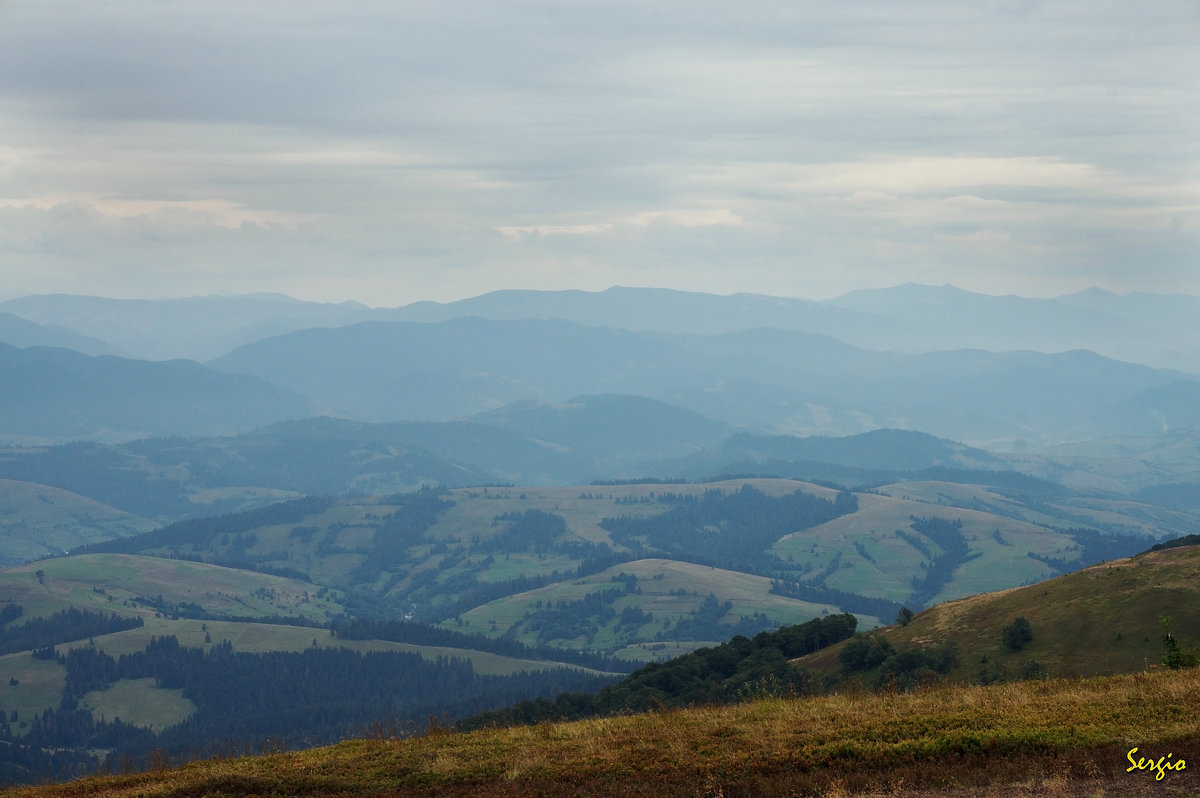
1161;615;1198;670
1002;616;1033;652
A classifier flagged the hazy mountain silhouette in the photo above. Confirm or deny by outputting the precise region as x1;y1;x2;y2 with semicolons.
209;317;1184;447
0;312;117;356
0;293;380;361
8;285;1199;369
0;343;316;443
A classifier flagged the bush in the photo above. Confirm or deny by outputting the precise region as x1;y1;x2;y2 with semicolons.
839;634;894;672
1002;617;1033;652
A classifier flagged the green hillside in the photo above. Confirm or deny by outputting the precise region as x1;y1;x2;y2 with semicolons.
450;558;853;661
0;554;618;760
0;618;605;741
800;543;1200;686
2;421;1196;558
0;554;344;624
0;480;155;566
62;477;1169;656
0;485;1193;787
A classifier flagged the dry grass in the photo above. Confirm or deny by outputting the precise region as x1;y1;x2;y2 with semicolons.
8;667;1200;797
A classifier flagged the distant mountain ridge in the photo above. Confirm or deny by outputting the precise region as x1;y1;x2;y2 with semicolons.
0;311;117;356
652;428;1002;479
0;342;316;444
209;316;1186;447
0;293;377;361
4;284;1198;369
4;285;1198;447
1;309;1192;449
827;283;1200;369
385;286;877;338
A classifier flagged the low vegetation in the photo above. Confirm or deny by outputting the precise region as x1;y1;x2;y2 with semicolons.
8;668;1200;797
800;544;1200;686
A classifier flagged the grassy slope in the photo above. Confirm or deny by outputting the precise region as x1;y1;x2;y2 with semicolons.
874;480;1200;538
0;556;602;735
1014;426;1200;493
0;477;1173;667
0;554;345;623
0;653;65;729
44;619;585;676
451;558;854;661
11;477;1177;621
772;491;1066;605
11;668;1200;797
110;477;1166;619
800;544;1200;684
0;480;155;566
0;620;607;739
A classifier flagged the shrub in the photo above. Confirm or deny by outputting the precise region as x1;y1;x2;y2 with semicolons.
1002;617;1033;652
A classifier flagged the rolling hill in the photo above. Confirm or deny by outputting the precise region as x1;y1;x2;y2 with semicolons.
0;552;619;779
0;343;316;444
798;543;1200;686
208;316;1188;446
0;480;155;566
0;409;1050;530
0;429;497;522
65;476;1179;658
0;490;1195;787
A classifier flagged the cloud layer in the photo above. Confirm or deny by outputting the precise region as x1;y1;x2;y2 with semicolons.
1;1;1196;303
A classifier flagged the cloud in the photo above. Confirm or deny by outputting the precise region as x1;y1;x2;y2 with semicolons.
0;1;1196;303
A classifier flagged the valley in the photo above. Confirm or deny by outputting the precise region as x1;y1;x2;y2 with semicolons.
0;286;1198;788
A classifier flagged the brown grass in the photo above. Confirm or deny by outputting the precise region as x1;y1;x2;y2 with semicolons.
7;668;1200;797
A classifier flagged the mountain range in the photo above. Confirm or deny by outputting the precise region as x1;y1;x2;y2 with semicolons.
2;283;1200;787
2;320;1196;448
4;283;1200;369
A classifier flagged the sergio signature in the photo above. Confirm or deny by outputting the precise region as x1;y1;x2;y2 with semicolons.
1127;747;1187;781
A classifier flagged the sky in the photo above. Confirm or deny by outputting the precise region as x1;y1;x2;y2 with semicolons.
0;1;1197;306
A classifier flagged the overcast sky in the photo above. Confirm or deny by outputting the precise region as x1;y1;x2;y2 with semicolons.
0;1;1196;305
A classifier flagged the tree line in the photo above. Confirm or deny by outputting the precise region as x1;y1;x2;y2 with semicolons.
459;612;858;729
601;485;858;575
0;606;143;656
0;634;615;786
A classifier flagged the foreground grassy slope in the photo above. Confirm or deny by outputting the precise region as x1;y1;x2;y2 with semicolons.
801;544;1200;684
12;668;1200;797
